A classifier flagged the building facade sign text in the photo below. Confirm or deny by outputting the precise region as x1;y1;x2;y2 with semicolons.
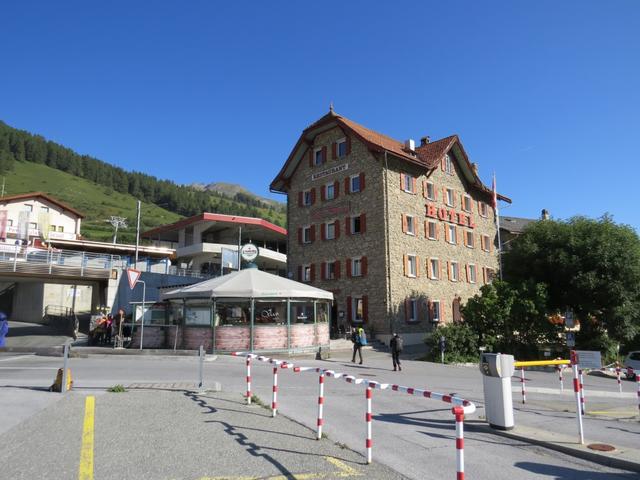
310;163;348;181
425;203;476;229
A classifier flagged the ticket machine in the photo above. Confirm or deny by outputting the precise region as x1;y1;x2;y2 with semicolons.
480;353;515;430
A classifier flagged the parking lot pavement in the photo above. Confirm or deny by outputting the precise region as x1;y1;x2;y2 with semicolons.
0;388;406;480
1;350;639;479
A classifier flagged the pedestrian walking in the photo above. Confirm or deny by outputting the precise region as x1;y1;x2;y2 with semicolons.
390;333;403;371
351;327;364;364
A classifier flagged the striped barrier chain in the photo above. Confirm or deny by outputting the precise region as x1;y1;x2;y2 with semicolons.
231;351;476;472
520;368;526;404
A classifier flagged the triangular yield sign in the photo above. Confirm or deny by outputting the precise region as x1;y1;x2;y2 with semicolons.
127;269;141;290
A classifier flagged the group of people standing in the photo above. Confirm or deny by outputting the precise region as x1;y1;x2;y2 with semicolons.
90;309;126;346
351;327;404;371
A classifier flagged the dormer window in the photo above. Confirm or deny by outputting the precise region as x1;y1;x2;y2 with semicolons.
445;154;454;175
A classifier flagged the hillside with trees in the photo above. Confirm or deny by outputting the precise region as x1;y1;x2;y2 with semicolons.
0;120;286;232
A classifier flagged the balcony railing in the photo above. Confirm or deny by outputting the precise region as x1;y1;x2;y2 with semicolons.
0;244;121;278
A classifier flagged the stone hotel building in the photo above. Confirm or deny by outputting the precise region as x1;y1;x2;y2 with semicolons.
270;110;510;344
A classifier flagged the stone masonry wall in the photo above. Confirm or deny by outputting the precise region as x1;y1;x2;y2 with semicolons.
286;126;388;334
286;127;499;342
384;147;499;337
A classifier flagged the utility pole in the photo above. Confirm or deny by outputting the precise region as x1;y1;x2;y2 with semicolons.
135;200;141;266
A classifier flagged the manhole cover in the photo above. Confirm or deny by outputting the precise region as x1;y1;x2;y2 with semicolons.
587;443;616;452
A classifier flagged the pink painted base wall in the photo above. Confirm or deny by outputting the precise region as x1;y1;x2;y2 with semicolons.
129;323;329;352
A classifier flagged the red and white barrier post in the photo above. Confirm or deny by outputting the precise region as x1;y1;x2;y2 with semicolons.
246;356;252;405
570;351;584;444
271;365;278;417
453;406;465;480
365;386;372;464
520;368;526;404
636;372;639;415
317;371;325;440
557;365;564;392
615;363;622;394
579;369;586;415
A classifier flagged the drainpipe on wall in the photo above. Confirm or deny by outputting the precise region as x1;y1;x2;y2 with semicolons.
383;151;393;334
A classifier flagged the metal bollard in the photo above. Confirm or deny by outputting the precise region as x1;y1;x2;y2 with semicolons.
61;342;70;394
198;345;204;390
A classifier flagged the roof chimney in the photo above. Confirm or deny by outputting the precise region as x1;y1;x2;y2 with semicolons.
541;209;550;220
471;162;479;175
404;139;415;152
420;136;431;146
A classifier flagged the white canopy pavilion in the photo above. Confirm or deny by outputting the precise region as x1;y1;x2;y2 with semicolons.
160;267;333;353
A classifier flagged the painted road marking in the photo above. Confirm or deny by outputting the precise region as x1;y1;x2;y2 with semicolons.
0;366;58;369
587;408;638;417
78;396;95;480
0;354;35;362
196;456;362;479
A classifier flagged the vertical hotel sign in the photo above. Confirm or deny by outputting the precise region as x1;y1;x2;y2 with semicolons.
17;211;29;241
38;212;51;240
0;210;7;240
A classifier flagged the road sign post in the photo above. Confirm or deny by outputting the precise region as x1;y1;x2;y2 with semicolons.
126;269;146;350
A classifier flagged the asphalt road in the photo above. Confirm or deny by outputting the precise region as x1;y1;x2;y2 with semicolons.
0;350;638;480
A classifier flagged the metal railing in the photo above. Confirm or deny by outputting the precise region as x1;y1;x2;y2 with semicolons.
0;244;121;278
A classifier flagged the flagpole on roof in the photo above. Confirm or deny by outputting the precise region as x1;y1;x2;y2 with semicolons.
492;172;503;281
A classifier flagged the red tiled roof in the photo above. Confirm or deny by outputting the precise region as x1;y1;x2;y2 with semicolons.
270;111;511;203
143;212;287;238
0;192;85;218
415;135;458;168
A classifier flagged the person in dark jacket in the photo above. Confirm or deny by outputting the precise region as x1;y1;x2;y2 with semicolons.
390;333;403;371
351;327;363;364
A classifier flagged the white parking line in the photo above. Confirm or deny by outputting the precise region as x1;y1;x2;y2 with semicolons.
0;355;35;362
0;366;58;370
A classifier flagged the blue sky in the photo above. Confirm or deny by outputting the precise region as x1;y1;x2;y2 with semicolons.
1;1;639;230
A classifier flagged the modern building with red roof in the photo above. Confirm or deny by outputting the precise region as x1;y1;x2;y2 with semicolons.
270;109;510;344
143;212;287;276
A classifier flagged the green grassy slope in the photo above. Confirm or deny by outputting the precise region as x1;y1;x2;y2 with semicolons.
5;161;182;243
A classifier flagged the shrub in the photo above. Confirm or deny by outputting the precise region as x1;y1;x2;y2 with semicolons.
424;323;479;363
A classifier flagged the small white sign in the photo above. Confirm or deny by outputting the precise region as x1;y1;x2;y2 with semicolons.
127;268;141;290
576;350;602;370
240;243;258;262
565;309;575;328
